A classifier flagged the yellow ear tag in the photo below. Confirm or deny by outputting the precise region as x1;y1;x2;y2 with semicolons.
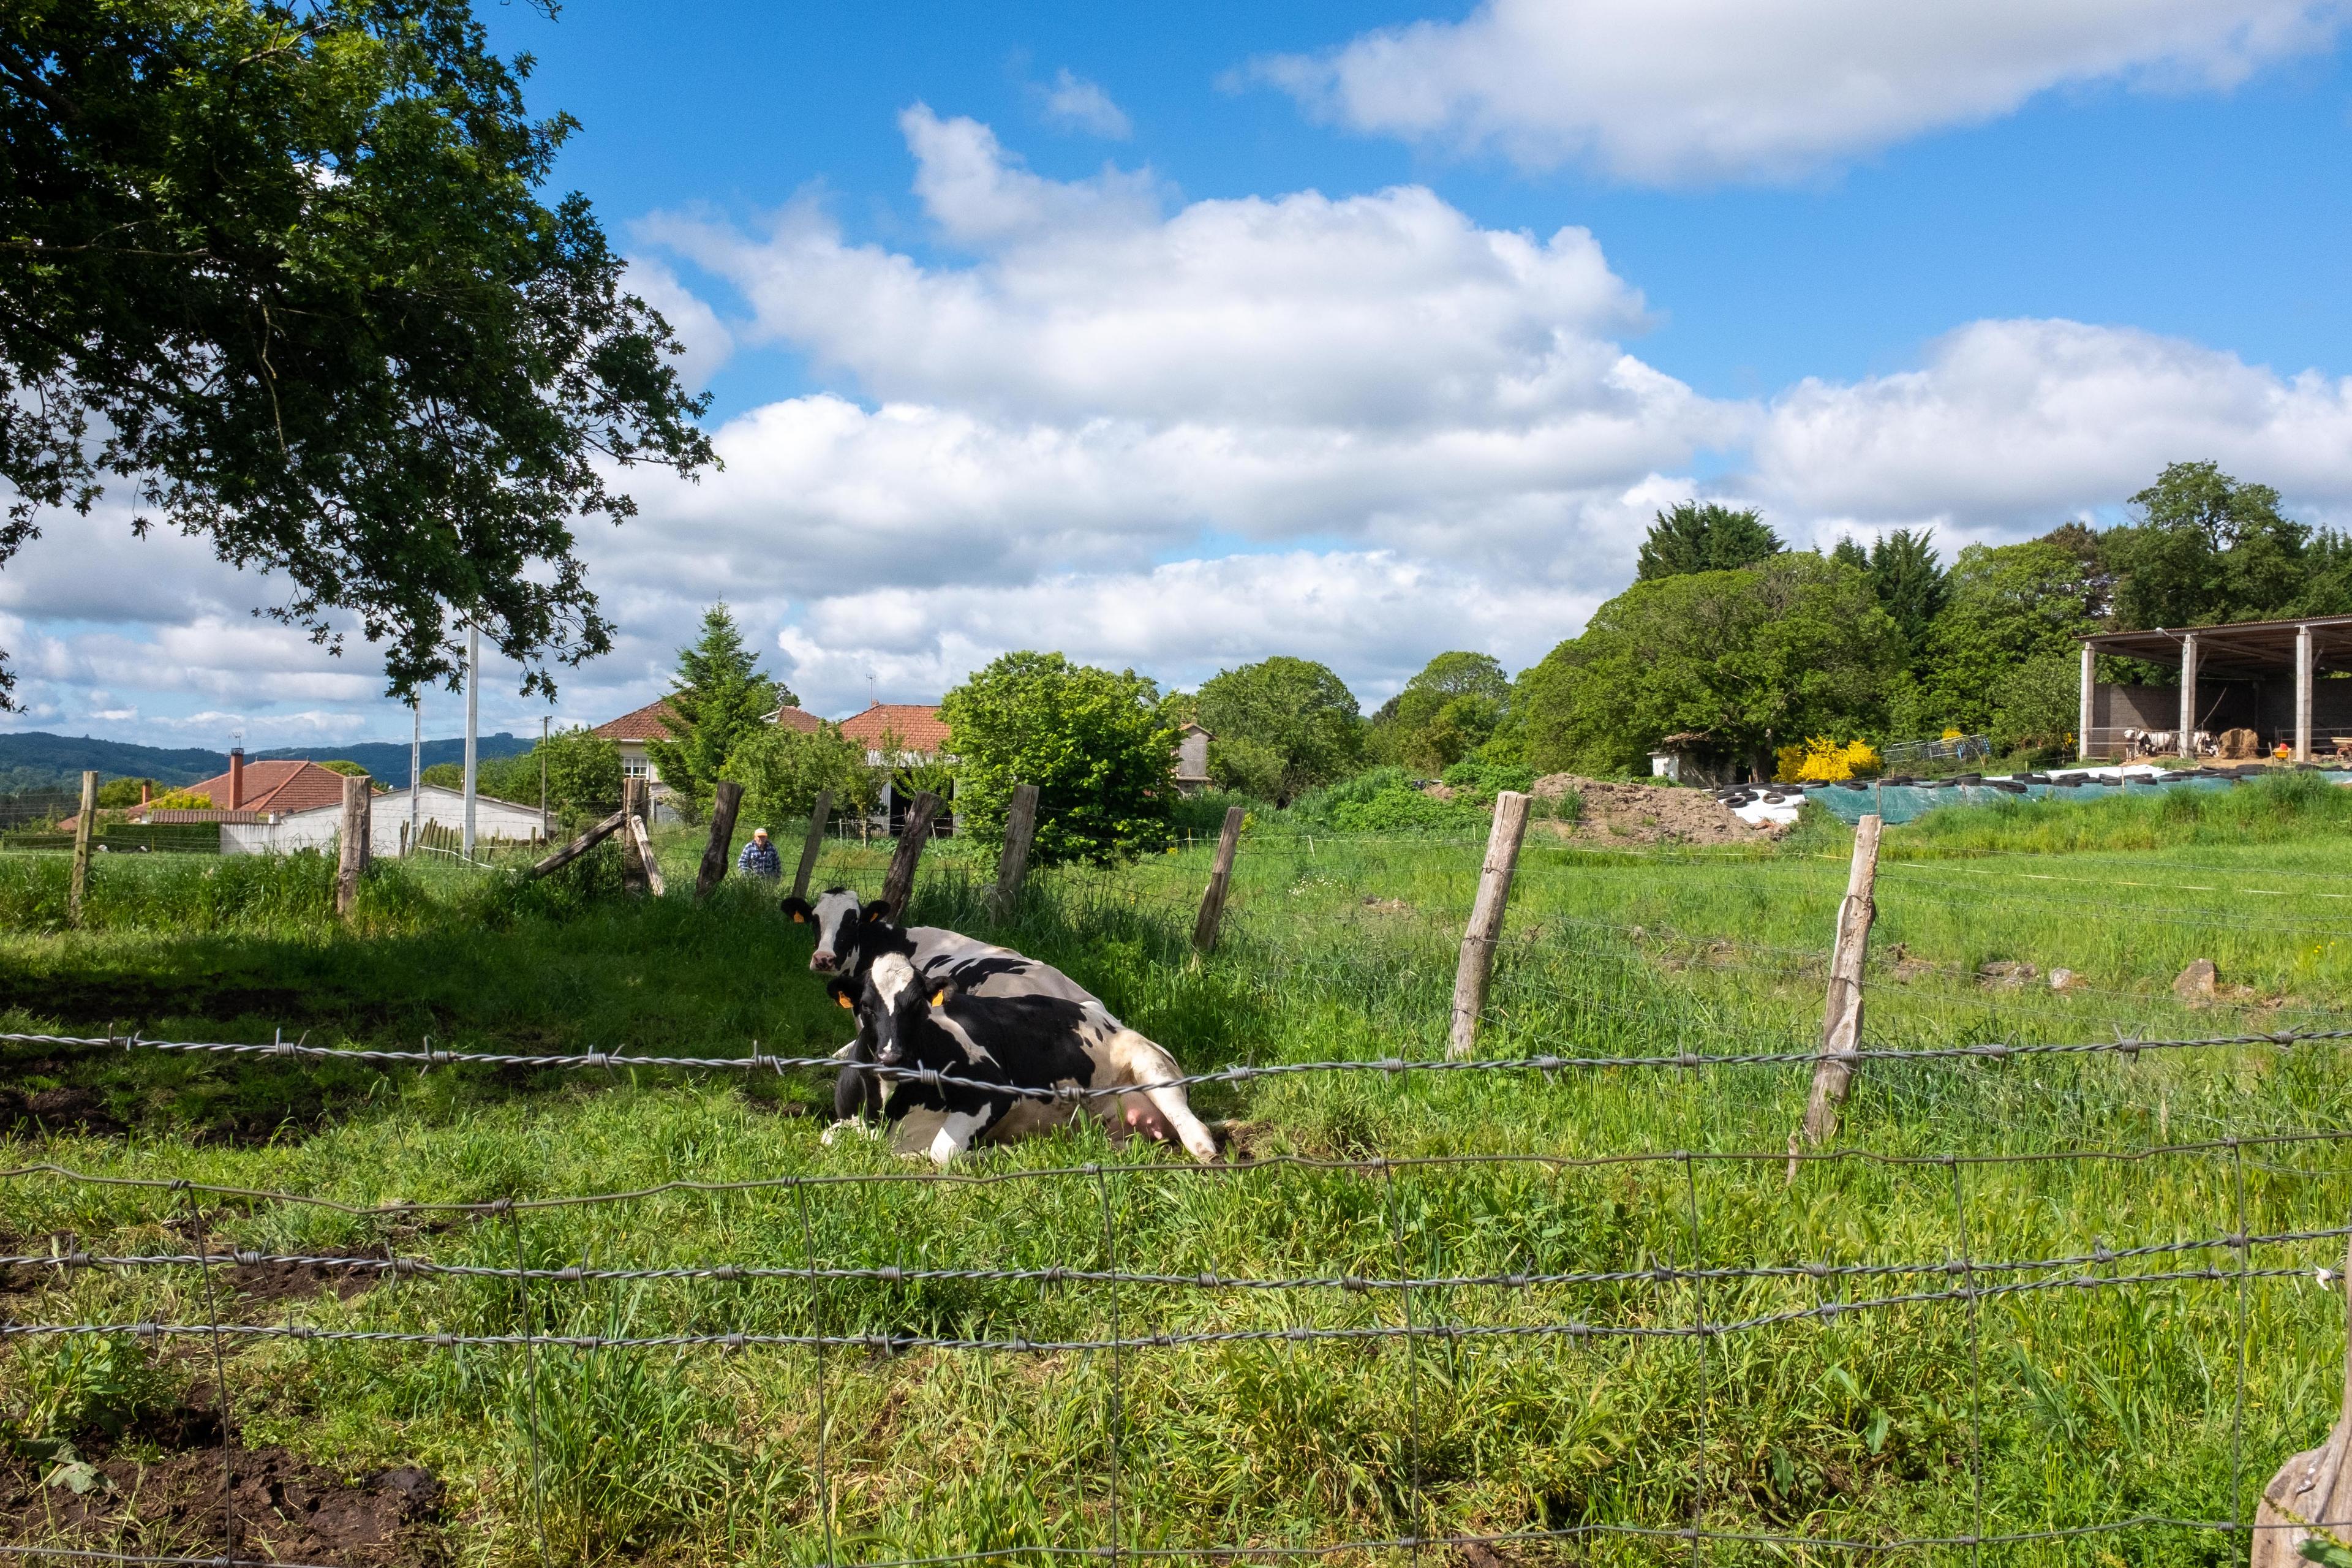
792;912;805;922
930;990;946;1008
835;994;853;1009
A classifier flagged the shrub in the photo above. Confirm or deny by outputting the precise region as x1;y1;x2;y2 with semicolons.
1785;737;1882;783
943;651;1174;865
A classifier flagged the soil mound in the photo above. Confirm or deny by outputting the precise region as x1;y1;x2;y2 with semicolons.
1531;775;1771;846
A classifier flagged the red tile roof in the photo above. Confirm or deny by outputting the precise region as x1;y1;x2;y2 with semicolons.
592;699;682;742
132;760;353;820
837;703;950;753
771;705;823;734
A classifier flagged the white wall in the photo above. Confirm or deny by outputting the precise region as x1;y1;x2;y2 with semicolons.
220;785;546;856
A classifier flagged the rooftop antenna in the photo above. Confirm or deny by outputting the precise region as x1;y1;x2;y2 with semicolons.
868;672;876;708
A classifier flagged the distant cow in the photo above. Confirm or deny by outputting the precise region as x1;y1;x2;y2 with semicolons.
784;889;1216;1164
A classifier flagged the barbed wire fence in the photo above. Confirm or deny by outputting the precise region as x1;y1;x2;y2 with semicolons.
7;802;2352;1564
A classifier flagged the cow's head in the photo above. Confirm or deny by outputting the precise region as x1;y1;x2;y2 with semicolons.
839;952;956;1067
786;887;895;974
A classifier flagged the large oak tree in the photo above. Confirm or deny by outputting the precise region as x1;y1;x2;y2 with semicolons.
0;0;715;704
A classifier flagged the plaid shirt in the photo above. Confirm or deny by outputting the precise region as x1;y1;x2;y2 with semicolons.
737;838;782;878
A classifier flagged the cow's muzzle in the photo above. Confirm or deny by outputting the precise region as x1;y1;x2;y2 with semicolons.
809;949;837;973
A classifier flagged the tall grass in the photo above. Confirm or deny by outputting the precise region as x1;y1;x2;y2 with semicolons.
2;807;2351;1563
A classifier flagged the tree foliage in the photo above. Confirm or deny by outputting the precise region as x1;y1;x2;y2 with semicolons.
1368;651;1512;773
941;651;1174;865
0;0;716;705
1913;541;2102;736
1518;554;1902;777
720;721;873;832
1194;656;1362;805
2105;461;2310;630
420;724;615;823
1634;503;1783;581
643;604;785;818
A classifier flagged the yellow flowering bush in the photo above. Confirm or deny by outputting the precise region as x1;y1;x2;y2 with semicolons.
1792;736;1882;782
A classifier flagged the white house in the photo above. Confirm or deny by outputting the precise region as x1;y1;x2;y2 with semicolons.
221;784;546;856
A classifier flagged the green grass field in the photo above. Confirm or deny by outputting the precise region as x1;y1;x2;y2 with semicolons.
4;777;2352;1566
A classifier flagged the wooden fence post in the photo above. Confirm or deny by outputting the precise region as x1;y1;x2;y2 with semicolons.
992;783;1040;918
1193;805;1248;954
524;809;627;878
617;777;652;896
1448;791;1531;1060
1798;813;1883;1152
695;780;744;900
879;790;942;916
791;790;832;902
67;770;96;925
2253;1235;2352;1566
334;774;372;919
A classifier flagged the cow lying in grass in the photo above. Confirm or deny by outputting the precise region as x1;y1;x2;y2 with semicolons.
782;888;1218;1165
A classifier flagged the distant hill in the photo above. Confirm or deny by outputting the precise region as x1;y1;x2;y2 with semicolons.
0;731;534;794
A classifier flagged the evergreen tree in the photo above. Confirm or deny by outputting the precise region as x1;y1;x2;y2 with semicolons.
1635;503;1783;581
1831;538;1870;573
1865;529;1950;660
644;604;789;818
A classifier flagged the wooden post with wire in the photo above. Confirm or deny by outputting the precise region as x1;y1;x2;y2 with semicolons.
67;769;96;925
992;783;1040;918
791;790;832;902
1192;805;1247;954
879;790;942;916
334;773;372;919
695;780;744;901
2252;1235;2352;1566
1447;790;1531;1059
617;777;653;897
1797;812;1883;1156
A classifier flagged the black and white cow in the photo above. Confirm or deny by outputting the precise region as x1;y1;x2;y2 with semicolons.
783;888;1218;1165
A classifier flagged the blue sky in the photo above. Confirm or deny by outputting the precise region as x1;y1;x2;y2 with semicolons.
10;0;2352;745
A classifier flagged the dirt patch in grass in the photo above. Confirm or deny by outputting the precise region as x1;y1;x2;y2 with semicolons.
0;1076;126;1138
1532;776;1770;846
1;1437;447;1566
225;1254;379;1307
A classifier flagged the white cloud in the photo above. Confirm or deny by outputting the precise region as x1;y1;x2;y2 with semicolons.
1038;69;1132;138
1752;318;2352;535
772;549;1605;711
622;257;734;388
1255;0;2351;183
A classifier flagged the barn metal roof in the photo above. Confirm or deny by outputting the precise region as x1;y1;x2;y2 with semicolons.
2080;613;2352;679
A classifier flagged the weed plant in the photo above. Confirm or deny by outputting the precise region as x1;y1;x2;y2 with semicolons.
2;799;2350;1564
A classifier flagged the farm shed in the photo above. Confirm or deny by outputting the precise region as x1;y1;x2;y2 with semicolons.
1174;723;1213;794
2078;613;2352;762
216;785;547;856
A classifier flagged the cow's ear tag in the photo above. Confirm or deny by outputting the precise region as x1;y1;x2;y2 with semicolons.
835;994;853;1009
791;911;805;923
930;990;946;1008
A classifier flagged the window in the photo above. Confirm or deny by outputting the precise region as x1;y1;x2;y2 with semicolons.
622;756;649;779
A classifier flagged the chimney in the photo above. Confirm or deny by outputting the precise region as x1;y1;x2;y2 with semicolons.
228;748;244;810
140;781;151;806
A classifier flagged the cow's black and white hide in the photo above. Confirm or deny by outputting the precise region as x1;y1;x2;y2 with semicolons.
783;884;1102;1125
820;937;1219;1167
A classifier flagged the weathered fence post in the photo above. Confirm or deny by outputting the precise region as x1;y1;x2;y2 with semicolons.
2252;1235;2352;1566
67;770;96;925
335;773;372;919
524;809;627;878
992;783;1040;918
1192;805;1247;954
695;780;745;900
879;790;942;916
617;777;653;897
1447;791;1531;1059
1798;813;1883;1152
791;790;832;902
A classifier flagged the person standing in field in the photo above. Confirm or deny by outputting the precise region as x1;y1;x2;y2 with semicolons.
737;826;782;880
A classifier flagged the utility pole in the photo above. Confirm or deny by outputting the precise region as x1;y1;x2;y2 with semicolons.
462;622;479;859
409;696;421;855
539;713;550;840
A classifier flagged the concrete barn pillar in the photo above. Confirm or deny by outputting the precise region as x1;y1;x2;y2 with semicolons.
2078;643;2096;762
2297;623;2315;764
2176;633;2199;758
